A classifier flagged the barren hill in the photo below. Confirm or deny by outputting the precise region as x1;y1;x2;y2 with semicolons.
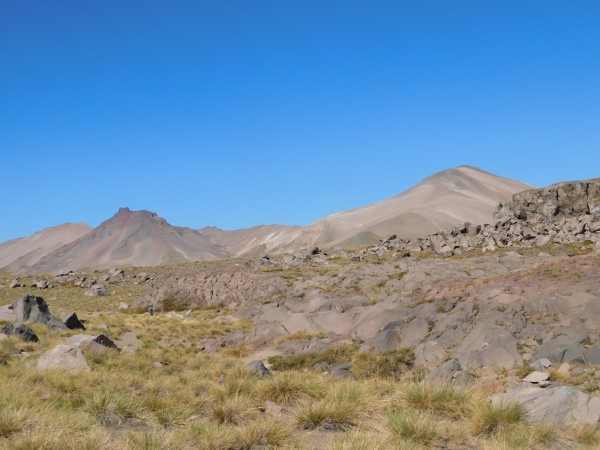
1;166;533;272
26;208;228;273
281;165;533;249
0;223;92;273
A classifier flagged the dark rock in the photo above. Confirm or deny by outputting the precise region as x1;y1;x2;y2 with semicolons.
246;360;272;378
63;313;86;330
1;324;39;342
93;334;119;350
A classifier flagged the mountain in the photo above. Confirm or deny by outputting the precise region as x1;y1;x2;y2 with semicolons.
198;225;303;257
25;208;228;274
0;166;533;273
0;223;92;273
279;165;533;249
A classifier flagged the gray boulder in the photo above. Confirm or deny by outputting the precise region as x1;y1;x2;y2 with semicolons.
428;358;461;381
37;344;91;373
492;385;600;426
12;294;67;329
534;328;589;364
1;324;39;342
331;362;353;379
246;360;272;378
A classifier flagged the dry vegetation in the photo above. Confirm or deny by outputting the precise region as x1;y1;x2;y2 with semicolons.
1;271;599;449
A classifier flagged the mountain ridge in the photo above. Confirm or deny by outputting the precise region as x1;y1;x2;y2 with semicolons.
1;166;533;273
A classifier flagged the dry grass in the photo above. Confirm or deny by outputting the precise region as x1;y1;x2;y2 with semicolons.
0;268;597;449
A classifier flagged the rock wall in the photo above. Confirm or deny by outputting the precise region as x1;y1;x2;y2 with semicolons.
511;178;600;222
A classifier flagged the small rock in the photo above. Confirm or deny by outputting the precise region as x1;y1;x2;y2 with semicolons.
523;371;551;383
246;360;272;378
571;367;586;377
558;363;571;376
331;362;353;379
118;302;130;310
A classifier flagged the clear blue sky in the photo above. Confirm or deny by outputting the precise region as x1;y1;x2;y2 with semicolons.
1;1;599;241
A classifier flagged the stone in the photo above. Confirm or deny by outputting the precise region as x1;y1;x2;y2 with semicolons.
246;360;272;378
63;312;86;330
85;285;110;296
557;363;571;377
118;302;130;309
9;280;21;288
535;331;588;364
12;294;67;329
37;344;91;373
92;334;119;350
523;371;550;383
492;385;600;426
428;358;461;382
530;358;553;372
331;362;353;379
414;341;446;370
584;346;600;365
1;324;39;342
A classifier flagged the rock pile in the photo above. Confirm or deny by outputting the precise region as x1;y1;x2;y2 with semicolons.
375;178;600;257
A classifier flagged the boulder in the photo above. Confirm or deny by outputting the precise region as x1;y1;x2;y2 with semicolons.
534;328;589;364
12;294;67;329
246;360;272;378
85;285;110;296
523;371;550;384
428;358;461;382
1;324;39;342
492;386;600;426
414;341;446;370
37;344;91;373
331;362;353;379
63;313;86;330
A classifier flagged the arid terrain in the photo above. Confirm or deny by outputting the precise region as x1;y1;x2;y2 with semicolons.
1;173;600;449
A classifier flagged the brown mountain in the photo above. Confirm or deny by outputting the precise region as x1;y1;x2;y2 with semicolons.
26;208;228;274
1;166;533;272
0;223;93;273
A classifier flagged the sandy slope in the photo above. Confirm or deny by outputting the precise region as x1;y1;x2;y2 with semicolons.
0;223;92;272
283;165;533;249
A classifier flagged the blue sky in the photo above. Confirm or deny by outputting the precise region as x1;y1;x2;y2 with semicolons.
1;1;599;241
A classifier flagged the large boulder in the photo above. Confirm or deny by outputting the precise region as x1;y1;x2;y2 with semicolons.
492;386;600;426
12;294;67;329
534;327;589;364
37;344;91;373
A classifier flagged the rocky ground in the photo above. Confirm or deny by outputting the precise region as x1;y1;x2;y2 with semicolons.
2;179;600;448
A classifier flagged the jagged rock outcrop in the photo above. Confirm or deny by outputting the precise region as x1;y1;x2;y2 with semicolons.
511;178;600;222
